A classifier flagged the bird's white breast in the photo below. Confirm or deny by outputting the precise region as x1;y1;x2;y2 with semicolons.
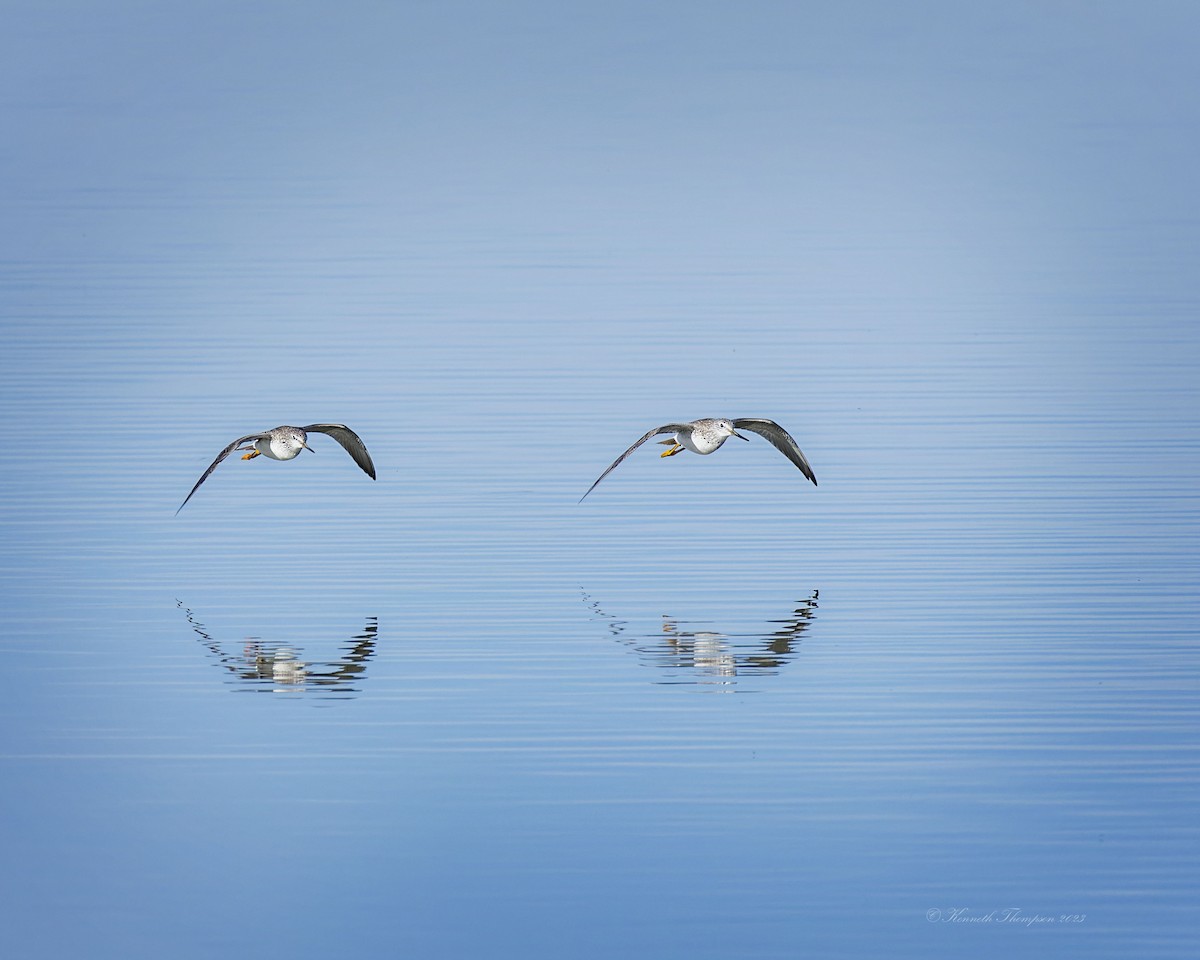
258;436;302;461
682;429;726;455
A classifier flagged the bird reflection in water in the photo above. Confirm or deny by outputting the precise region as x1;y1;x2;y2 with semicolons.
585;591;819;686
176;601;377;697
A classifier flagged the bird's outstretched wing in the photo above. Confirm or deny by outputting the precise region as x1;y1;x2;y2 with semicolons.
303;424;377;480
580;423;693;502
732;419;817;486
176;433;266;515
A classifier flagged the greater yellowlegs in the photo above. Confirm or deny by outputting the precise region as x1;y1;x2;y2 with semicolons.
177;424;376;514
580;417;816;502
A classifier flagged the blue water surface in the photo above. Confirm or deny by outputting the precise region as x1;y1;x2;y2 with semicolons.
1;3;1197;958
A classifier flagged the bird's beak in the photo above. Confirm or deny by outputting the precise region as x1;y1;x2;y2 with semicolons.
731;429;750;441
302;441;315;452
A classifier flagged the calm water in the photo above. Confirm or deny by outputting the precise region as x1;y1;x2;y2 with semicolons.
2;4;1198;958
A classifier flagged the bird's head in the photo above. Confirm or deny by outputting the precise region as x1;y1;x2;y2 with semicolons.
289;429;313;453
717;419;750;441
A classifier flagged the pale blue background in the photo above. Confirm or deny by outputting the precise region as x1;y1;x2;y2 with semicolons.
2;2;1197;958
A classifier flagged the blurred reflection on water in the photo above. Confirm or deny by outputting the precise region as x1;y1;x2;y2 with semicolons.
585;591;819;687
177;600;377;698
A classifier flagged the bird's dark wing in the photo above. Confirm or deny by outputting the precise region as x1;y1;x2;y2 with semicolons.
579;424;693;502
732;419;818;486
303;424;376;480
175;433;266;515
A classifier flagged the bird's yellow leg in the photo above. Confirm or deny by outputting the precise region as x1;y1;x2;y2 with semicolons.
241;450;262;460
659;443;683;458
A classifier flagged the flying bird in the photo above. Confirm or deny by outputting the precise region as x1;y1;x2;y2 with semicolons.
177;424;376;514
580;418;816;502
